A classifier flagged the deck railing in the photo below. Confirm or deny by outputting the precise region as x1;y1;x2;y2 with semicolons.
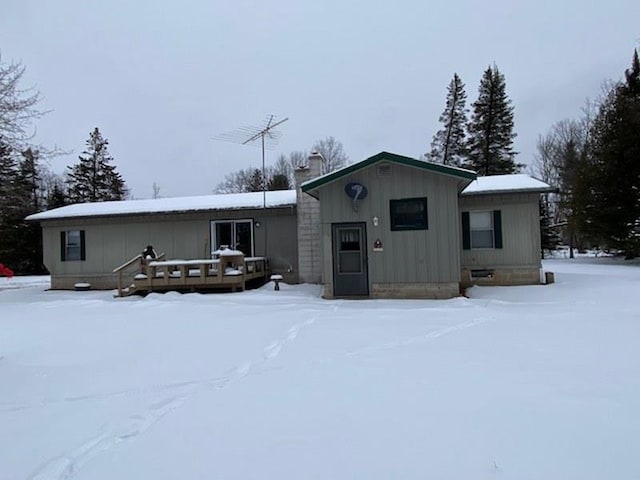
133;255;268;293
113;252;165;297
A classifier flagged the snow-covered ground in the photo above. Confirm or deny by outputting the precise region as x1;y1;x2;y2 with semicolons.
1;259;639;480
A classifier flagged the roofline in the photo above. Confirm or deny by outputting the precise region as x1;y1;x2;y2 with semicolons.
26;201;297;222
301;151;476;194
461;186;558;196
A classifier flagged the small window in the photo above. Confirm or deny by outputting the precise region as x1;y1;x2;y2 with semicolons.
390;197;428;231
470;211;494;248
61;230;85;261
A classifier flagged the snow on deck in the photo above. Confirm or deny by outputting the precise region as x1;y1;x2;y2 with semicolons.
461;173;553;195
26;190;297;221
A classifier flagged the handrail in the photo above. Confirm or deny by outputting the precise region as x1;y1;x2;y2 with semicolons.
113;252;165;297
113;254;143;273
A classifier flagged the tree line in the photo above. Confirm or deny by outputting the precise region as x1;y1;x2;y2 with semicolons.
215;136;349;194
1;54;127;274
534;50;639;258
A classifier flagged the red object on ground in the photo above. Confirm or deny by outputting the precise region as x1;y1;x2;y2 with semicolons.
0;263;14;279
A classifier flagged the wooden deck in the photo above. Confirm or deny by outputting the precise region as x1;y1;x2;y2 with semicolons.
114;253;269;297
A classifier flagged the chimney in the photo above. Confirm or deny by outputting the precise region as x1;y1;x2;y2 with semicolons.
294;152;323;285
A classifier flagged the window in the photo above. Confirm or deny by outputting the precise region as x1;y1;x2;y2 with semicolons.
390;197;428;231
337;228;362;274
60;230;85;261
470;211;494;248
462;210;503;250
211;220;254;256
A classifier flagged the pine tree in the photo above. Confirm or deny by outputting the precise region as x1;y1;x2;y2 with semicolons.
0;138;29;271
67;128;127;203
428;73;468;166
540;196;561;257
267;173;291;191
466;65;518;175
246;169;265;192
580;50;640;256
46;182;68;209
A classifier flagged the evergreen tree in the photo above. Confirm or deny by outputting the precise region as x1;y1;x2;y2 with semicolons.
580;50;640;256
0;138;32;271
466;65;519;175
14;148;46;273
267;173;291;191
428;73;468;166
540;196;561;257
46;182;68;209
67;128;127;202
246;169;265;192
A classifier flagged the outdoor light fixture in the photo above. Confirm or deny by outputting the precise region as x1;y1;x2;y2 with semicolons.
372;216;379;227
255;221;261;228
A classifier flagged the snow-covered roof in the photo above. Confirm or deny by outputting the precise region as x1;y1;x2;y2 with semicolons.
461;174;554;196
27;190;297;221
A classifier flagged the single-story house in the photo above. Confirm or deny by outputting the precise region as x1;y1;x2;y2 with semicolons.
27;151;554;298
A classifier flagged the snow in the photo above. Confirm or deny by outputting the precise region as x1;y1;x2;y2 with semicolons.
461;174;554;195
1;259;639;479
26;190;297;221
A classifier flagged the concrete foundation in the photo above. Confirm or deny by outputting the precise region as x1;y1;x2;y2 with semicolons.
460;267;541;288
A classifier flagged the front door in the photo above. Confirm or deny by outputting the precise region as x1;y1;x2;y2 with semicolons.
332;223;368;297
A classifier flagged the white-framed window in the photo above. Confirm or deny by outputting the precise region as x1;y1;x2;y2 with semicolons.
470;211;494;249
61;230;85;261
210;219;254;256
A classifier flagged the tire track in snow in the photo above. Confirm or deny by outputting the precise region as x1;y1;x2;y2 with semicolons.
25;316;317;480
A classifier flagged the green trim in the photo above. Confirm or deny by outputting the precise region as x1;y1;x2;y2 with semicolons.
301;151;476;193
493;210;503;249
60;231;66;261
461;212;470;250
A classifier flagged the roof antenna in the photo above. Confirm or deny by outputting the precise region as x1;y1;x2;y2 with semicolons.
214;114;289;208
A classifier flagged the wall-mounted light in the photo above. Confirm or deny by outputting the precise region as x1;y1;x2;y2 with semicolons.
255;221;261;228
372;216;379;227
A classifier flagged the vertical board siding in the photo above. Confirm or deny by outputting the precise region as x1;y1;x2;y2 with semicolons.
318;161;463;293
41;208;298;282
459;193;541;268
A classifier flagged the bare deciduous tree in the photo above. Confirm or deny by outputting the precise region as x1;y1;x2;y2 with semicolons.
311;136;348;174
0;56;45;149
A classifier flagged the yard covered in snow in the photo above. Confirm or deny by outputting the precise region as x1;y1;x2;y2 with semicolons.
1;259;639;480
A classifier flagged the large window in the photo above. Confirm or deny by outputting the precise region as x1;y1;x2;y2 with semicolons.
462;210;503;250
390;197;428;231
211;220;254;256
61;230;85;261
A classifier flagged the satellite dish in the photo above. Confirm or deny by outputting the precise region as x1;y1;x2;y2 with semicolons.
345;182;368;200
345;182;368;212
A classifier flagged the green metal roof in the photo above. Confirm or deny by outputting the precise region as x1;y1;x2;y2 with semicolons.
301;151;477;194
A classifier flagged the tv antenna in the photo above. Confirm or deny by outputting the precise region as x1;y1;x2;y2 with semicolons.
214;114;289;208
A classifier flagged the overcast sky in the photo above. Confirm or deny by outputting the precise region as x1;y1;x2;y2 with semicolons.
2;0;639;198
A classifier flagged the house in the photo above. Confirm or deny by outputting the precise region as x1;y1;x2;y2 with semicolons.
27;151;553;298
27;191;299;290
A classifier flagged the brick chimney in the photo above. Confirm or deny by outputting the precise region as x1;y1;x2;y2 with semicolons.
294;152;323;284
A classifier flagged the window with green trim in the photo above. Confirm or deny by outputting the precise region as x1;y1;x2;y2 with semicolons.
390;197;428;231
462;210;503;250
470;211;494;248
61;230;86;261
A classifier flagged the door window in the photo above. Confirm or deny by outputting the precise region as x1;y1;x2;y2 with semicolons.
338;228;362;273
211;220;254;256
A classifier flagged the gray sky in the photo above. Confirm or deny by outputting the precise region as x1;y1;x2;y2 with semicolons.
2;0;639;198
